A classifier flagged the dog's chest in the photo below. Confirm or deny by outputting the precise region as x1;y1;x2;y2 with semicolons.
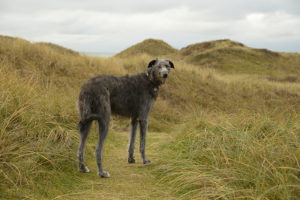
151;87;159;99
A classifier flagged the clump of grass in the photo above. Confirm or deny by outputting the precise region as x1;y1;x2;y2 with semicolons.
268;75;297;83
149;61;300;199
155;113;300;199
0;62;79;198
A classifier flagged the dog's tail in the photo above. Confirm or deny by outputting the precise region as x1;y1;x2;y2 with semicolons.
78;114;101;132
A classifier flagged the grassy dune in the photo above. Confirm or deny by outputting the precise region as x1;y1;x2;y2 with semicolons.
0;35;299;199
116;39;178;58
119;38;300;78
177;39;300;77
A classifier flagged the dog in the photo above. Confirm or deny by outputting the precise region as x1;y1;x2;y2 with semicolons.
77;59;174;177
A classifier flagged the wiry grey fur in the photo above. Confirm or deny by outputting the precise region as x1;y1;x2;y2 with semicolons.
77;59;174;178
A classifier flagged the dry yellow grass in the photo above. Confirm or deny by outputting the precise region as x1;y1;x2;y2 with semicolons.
0;35;299;199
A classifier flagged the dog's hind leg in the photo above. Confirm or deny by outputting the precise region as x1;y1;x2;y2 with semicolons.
78;121;92;173
95;92;111;178
128;118;138;163
95;116;110;178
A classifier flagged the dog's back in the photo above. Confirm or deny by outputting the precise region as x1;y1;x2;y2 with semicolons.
79;73;156;119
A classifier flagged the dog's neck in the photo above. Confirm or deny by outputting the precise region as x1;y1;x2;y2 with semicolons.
146;72;162;87
145;72;161;98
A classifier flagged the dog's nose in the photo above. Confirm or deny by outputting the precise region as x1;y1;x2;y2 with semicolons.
163;74;168;78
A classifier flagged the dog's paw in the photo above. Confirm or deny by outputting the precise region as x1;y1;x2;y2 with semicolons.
143;159;151;164
98;171;110;178
128;157;136;164
78;166;90;173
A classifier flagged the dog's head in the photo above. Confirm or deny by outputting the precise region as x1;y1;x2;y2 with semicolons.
147;59;174;85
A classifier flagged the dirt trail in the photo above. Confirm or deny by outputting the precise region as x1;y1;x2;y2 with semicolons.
53;130;177;200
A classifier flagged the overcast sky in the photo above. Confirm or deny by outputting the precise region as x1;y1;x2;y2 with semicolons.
1;0;300;53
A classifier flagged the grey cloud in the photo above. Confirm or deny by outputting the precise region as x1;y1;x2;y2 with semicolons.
0;0;299;52
0;0;182;14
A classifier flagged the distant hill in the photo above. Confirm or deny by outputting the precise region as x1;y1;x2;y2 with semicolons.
0;35;83;78
0;35;79;56
179;39;246;58
115;38;300;76
35;42;79;56
2;34;299;77
177;39;300;75
115;39;178;58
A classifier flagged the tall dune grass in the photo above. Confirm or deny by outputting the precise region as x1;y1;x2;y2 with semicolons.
154;70;300;199
156;113;300;199
0;61;81;198
1;35;299;199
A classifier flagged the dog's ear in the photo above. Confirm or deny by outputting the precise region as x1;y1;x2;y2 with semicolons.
148;59;157;68
168;60;175;69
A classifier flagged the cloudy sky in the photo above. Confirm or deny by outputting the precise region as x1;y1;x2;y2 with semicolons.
1;0;300;53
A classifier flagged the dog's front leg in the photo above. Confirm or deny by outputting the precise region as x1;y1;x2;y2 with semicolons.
139;119;151;164
128;118;138;163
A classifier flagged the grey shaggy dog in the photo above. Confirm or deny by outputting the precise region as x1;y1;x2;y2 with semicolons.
77;59;174;178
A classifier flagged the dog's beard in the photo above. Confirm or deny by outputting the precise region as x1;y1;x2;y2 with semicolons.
157;76;166;85
150;73;166;85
